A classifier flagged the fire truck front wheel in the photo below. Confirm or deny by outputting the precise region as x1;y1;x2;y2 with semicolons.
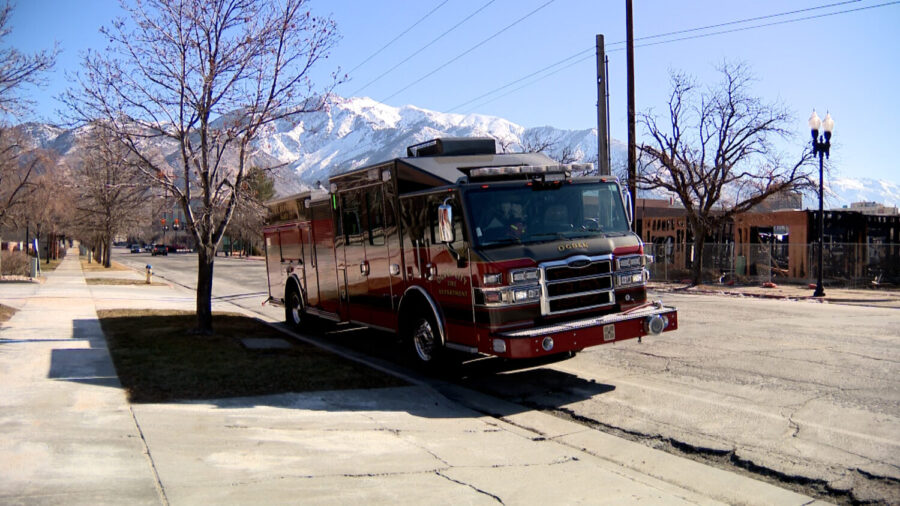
404;309;445;366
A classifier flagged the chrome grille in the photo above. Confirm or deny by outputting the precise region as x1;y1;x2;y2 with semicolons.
540;254;614;315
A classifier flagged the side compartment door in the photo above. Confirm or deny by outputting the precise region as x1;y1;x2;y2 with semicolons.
340;189;370;323
301;222;318;307
279;226;303;292
365;184;397;329
311;202;340;315
264;229;284;301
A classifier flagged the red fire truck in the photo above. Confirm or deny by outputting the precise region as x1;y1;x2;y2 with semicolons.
263;138;677;365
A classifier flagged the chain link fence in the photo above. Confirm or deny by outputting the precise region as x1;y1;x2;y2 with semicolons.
646;242;900;289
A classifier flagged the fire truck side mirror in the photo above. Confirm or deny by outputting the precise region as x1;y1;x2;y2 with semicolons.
621;185;633;226
438;204;454;243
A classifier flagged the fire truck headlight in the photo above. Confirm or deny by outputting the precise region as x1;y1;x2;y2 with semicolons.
483;291;502;304
492;339;507;353
512;287;541;303
616;255;643;270
511;268;540;284
616;271;644;287
483;273;503;286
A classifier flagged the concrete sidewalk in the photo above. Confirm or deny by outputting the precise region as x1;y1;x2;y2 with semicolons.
0;249;161;504
1;249;826;505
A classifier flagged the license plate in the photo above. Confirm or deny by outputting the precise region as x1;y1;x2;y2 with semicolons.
603;324;615;342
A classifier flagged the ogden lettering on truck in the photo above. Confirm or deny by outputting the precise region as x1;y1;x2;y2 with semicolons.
263;138;678;365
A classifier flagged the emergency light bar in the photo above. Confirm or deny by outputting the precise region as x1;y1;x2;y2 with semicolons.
463;163;593;181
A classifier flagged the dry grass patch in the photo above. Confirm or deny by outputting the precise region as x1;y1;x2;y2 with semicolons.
81;259;130;272
86;278;167;286
42;258;63;272
97;309;407;403
0;303;15;323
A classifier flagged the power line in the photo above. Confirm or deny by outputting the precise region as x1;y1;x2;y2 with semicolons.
345;0;450;77
462;53;595;114
627;0;862;45
454;0;872;112
448;47;594;112
380;0;557;103
629;0;900;50
453;1;867;113
350;0;497;97
456;0;898;113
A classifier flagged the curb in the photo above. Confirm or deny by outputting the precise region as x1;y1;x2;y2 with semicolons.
648;284;897;306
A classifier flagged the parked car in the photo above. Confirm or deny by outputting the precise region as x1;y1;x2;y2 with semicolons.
130;244;142;253
151;244;168;256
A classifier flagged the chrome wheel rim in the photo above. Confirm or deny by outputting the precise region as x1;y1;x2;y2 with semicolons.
412;319;435;362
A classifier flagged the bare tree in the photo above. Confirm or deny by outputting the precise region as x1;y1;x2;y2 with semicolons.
0;2;58;117
520;129;585;165
0;129;35;225
227;167;274;256
0;1;58;274
65;0;342;333
519;130;557;154
16;156;71;265
492;135;514;154
70;128;150;267
555;144;581;165
638;62;814;285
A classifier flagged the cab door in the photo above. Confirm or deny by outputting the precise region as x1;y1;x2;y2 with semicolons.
427;193;476;348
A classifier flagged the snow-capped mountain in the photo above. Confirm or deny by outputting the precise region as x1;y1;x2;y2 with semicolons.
254;96;624;190
828;177;900;209
13;95;897;209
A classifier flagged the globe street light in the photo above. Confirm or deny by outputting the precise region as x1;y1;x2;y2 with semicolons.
808;110;834;297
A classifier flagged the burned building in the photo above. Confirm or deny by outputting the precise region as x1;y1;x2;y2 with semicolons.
637;199;900;285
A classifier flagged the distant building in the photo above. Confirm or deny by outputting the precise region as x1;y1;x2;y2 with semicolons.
636;199;900;284
849;201;899;216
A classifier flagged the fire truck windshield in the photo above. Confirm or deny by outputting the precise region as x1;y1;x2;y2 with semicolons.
465;181;631;248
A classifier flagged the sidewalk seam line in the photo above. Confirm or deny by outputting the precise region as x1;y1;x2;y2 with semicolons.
129;404;169;505
84;252;168;506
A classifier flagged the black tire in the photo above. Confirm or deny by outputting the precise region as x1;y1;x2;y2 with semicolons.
285;284;304;330
404;306;444;367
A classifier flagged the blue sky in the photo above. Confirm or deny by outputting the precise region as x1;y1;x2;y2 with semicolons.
7;0;900;182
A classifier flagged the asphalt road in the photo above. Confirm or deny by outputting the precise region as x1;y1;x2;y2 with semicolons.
115;248;900;504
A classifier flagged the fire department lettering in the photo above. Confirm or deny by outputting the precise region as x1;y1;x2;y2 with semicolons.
558;241;589;252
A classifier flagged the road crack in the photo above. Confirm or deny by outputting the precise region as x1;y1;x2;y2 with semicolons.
435;470;505;504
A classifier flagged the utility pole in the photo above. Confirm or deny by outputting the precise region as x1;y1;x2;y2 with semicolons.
626;0;637;217
596;34;610;176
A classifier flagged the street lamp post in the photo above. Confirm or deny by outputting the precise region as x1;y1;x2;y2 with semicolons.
808;110;834;297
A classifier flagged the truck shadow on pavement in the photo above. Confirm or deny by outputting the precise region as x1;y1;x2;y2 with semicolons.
284;324;618;418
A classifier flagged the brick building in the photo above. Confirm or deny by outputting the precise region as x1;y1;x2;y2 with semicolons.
636;199;900;284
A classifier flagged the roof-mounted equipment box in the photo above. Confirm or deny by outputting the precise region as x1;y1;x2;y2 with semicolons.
406;137;496;157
